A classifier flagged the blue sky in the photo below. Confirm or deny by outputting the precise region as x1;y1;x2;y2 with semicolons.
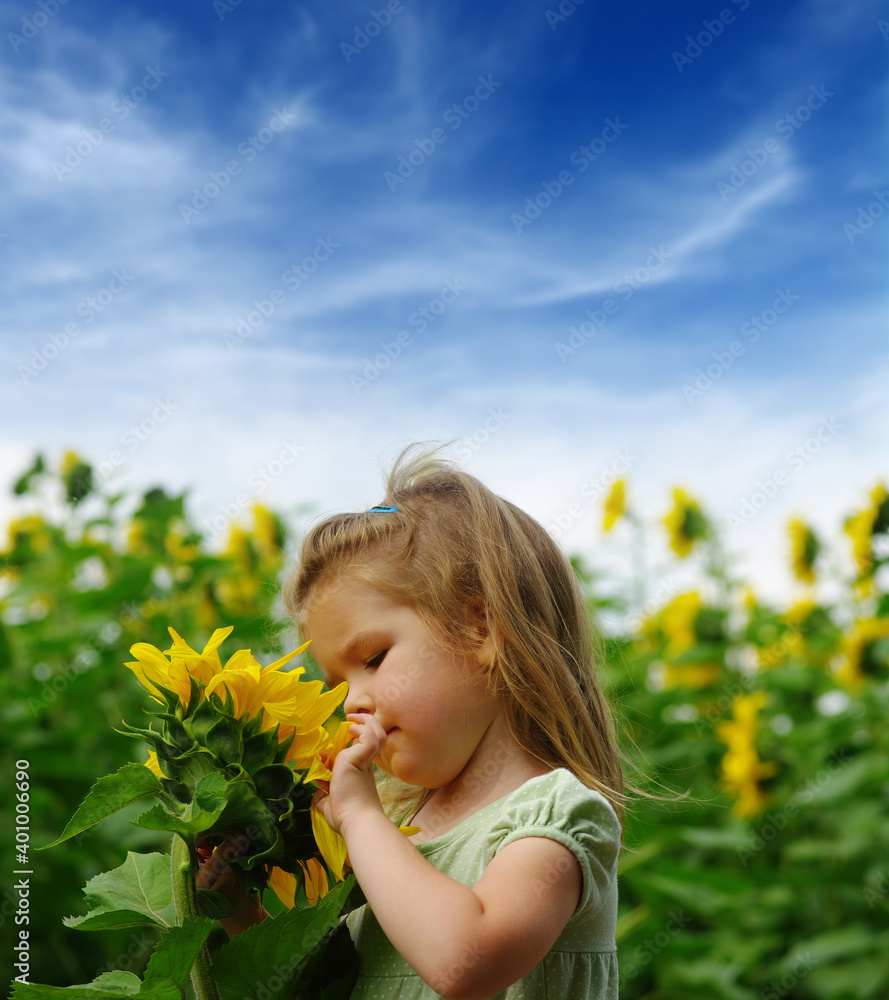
1;0;886;616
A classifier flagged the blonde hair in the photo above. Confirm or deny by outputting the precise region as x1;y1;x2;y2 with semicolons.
282;445;628;827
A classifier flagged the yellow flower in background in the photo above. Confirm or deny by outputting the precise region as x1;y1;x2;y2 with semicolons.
833;617;889;691
663;487;708;558
126;518;150;557
844;482;889;593
602;479;627;533
640;591;719;689
61;451;83;477
659;591;703;660
716;691;778;818
742;587;759;613
253;503;285;561
787;517;819;585
225;525;254;571
165;522;200;563
1;515;52;558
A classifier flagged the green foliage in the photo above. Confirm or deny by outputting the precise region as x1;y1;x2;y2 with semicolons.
3;454;888;999
11;921;214;1000
62;853;177;931
1;454;292;988
598;481;889;1000
209;877;358;1000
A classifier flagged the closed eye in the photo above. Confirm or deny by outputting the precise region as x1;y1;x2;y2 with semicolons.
366;650;387;669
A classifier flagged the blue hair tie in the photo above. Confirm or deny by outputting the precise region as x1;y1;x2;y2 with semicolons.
365;505;399;513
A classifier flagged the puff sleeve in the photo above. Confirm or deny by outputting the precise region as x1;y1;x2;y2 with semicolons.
484;768;621;921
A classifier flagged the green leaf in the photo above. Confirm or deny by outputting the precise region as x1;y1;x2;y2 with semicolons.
63;852;177;930
290;919;360;1000
132;774;229;837
132;801;225;838
243;727;281;771
41;764;167;849
84;973;142;994
143;918;215;984
196;889;233;919
11;978;182;1000
205;715;243;763
211;876;357;1000
253;764;298;802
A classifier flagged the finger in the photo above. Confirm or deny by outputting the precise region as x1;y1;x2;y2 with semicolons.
345;714;388;758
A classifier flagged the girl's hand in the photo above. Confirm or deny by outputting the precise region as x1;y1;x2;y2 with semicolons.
312;712;388;836
195;833;269;937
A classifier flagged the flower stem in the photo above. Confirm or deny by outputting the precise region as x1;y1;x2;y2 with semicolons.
171;834;219;1000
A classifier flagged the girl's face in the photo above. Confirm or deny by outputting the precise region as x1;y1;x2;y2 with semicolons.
304;571;499;789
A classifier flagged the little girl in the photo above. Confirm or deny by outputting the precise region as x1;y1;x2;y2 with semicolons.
200;446;625;999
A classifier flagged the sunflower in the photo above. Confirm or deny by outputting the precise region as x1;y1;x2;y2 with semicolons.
715;691;778;818
663;487;708;558
125;627;350;905
787;517;819;585
602;479;627;533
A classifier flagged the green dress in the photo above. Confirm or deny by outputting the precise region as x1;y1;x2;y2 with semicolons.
345;768;621;999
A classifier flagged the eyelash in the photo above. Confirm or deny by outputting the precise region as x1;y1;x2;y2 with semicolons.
365;650;387;669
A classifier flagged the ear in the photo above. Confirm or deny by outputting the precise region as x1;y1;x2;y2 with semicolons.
466;595;497;669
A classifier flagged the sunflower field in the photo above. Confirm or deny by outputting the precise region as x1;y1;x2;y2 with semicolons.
1;453;888;1000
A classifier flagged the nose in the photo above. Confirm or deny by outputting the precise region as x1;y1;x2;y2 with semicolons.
343;674;375;717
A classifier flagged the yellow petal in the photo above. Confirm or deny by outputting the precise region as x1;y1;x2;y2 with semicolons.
399;825;422;837
126;643;191;707
300;858;330;906
311;803;348;881
204;658;262;718
281;727;331;765
144;751;163;778
262;680;347;730
265;640;311;673
268;866;297;909
305;755;332;784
